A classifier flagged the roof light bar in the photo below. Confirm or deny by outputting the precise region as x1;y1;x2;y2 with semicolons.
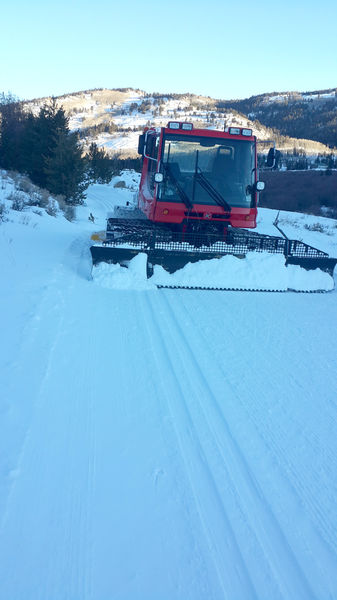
242;128;253;136
229;127;241;135
167;121;193;131
168;121;180;129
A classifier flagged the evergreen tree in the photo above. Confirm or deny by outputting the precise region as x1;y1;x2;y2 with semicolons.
0;93;27;171
25;99;70;188
44;131;87;204
0;95;88;202
87;142;114;183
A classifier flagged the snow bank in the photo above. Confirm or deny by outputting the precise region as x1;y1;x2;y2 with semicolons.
92;253;157;290
92;252;334;292
153;252;334;291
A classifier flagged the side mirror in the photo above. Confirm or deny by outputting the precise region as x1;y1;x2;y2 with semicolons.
138;134;145;156
266;148;281;169
266;147;276;168
154;173;163;183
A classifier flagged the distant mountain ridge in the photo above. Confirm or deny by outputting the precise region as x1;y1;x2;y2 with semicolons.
22;87;337;155
221;88;337;149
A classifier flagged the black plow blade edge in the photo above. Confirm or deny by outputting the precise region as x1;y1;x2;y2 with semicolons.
286;256;337;277
90;245;142;266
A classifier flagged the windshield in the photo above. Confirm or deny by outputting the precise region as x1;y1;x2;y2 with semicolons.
159;134;255;208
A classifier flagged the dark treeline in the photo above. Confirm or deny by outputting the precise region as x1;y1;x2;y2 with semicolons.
77;121;120;139
0;94;116;203
259;170;337;218
218;91;337;149
258;150;337;171
87;144;142;179
109;155;142;172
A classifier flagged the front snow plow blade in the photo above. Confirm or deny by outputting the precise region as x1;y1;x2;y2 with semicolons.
90;221;336;292
90;244;237;279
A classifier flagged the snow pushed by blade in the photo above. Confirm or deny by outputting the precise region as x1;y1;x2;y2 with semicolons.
92;253;157;290
92;252;334;292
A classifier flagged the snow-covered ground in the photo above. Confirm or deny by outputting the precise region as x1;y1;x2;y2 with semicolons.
1;170;337;599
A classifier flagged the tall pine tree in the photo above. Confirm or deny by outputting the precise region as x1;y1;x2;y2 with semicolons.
0;93;27;172
44;131;87;204
87;142;114;183
27;99;88;202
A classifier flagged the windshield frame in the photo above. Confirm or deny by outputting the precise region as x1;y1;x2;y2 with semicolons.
159;133;255;208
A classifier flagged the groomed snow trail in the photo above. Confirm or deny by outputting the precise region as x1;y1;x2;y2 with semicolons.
1;190;337;599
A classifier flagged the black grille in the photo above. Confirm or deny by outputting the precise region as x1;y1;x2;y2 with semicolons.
104;217;328;259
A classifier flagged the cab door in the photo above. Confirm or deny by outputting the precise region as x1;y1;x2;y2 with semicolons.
140;132;159;220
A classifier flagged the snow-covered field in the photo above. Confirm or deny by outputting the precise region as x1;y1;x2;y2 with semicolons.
1;170;337;599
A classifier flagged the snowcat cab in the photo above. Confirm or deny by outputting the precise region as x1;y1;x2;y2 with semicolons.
137;122;265;232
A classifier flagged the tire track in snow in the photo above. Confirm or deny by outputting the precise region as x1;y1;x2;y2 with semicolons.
150;290;320;600
163;290;337;599
231;387;337;559
140;292;259;600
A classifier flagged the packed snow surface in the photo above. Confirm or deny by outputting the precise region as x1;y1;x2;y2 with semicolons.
1;170;337;600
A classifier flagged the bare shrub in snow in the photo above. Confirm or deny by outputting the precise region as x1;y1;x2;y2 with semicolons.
27;190;44;206
37;189;50;209
304;222;326;233
54;194;66;210
56;195;76;221
19;215;32;226
45;198;58;217
16;175;35;195
8;171;21;187
8;191;26;211
114;180;126;188
0;202;9;222
63;204;76;222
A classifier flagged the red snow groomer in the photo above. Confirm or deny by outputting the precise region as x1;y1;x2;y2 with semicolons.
90;122;337;291
137;121;263;232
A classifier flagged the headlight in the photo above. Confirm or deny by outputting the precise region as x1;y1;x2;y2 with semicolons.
181;122;193;130
168;121;180;129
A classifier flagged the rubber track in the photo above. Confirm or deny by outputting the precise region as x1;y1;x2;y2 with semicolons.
156;285;328;293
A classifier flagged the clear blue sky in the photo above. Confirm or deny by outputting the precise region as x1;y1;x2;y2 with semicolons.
1;0;336;101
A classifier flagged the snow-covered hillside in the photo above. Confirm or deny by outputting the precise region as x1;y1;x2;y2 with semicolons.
23;88;332;157
267;89;337;104
1;169;337;599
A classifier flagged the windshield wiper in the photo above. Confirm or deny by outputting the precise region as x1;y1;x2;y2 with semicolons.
164;163;193;209
195;167;231;213
192;151;231;212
